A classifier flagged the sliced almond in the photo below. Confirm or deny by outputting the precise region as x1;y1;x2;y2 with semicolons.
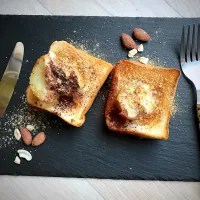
138;44;144;52
14;156;21;164
138;57;149;64
128;49;137;58
17;149;32;161
26;125;34;131
14;128;21;141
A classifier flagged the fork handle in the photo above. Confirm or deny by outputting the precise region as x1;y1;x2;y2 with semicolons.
197;104;200;123
198;91;200;124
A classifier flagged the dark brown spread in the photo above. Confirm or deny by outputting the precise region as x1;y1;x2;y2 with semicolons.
109;101;126;128
45;59;81;106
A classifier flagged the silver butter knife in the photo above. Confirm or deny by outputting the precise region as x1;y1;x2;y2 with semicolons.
0;42;24;116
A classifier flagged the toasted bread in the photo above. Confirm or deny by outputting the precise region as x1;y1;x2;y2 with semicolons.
27;41;113;127
105;60;180;139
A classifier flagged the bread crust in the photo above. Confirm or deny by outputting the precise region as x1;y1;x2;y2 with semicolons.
27;41;113;127
105;60;180;139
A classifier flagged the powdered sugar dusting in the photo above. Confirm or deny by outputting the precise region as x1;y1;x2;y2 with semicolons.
5;95;49;131
0;95;52;149
67;39;107;60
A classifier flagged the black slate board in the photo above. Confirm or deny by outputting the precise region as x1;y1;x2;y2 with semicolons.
0;15;200;181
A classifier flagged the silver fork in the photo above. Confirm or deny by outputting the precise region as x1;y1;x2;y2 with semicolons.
180;24;200;123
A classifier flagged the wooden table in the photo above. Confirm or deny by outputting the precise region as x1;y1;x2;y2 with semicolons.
0;1;200;199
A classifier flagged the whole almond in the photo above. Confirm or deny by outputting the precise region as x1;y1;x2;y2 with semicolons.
32;132;46;147
133;28;151;42
121;33;137;49
20;128;32;145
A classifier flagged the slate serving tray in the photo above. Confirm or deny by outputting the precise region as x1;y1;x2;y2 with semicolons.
0;15;200;181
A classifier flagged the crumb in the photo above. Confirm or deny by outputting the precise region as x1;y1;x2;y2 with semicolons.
0;95;48;149
0;93;65;149
171;102;178;116
65;39;107;60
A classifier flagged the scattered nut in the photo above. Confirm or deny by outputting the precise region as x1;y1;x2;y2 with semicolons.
14;128;21;141
121;33;137;49
32;132;46;147
20;128;32;145
14;156;21;164
128;49;137;58
133;28;151;42
17;149;32;161
26;125;34;131
138;57;149;64
137;44;144;52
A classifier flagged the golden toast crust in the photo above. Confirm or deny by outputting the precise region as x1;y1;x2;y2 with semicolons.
105;60;180;139
27;41;113;127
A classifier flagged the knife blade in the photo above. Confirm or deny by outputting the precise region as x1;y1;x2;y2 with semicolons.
0;42;24;116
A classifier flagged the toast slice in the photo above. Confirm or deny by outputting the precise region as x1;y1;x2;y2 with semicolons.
27;41;113;127
105;60;180;139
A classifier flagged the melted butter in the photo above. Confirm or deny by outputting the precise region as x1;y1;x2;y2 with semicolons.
117;80;159;120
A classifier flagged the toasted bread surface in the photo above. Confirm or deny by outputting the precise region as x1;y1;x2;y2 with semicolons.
27;41;113;127
105;60;180;139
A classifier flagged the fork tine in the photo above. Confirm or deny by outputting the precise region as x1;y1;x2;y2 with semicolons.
191;24;196;61
186;25;191;62
197;24;200;60
180;26;185;63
